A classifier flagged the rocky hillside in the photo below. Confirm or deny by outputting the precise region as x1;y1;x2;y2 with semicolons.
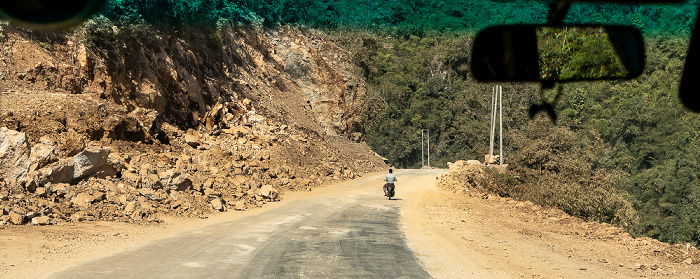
0;23;386;225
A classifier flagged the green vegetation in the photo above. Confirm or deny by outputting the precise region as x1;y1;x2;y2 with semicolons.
537;26;628;80
341;29;700;245
89;1;700;245
558;38;700;244
99;1;698;35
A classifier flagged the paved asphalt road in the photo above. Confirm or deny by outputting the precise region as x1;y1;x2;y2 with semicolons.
49;169;443;279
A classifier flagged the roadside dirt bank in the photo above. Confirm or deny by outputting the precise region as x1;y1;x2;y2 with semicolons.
402;169;700;278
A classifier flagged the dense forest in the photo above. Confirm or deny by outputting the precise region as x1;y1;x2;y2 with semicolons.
102;0;698;35
91;1;700;246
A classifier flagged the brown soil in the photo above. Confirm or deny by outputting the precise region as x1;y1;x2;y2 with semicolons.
409;162;700;278
0;24;386;228
2;169;699;278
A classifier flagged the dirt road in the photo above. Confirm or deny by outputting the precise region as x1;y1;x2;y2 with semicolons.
404;170;700;279
47;170;439;278
2;169;699;278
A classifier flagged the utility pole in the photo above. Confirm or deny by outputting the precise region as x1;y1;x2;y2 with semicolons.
422;129;431;168
421;129;425;167
499;85;504;165
427;129;430;168
489;85;505;165
489;87;496;157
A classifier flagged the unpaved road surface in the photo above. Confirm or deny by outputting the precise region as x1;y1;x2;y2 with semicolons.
48;170;438;278
2;169;698;278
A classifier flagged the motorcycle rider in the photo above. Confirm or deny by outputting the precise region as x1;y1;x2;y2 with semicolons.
384;169;397;197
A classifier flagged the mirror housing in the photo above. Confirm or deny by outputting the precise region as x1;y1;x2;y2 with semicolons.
471;25;645;82
0;0;106;30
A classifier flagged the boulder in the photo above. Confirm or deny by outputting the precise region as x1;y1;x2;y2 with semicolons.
124;201;141;214
96;153;126;178
244;113;266;125
234;200;246;211
223;112;241;127
242;98;252;110
210;197;224;211
53;183;69;196
76;43;89;70
257;184;279;201
42;164;73;185
107;108;161;143
8;211;24;225
31;216;51;226
121;169;139;184
184;130;202;148
72;147;111;179
0;215;9;225
44;146;111;184
35;187;47;197
204;103;225;130
159;170;193;191
71;192;97;208
141;173;161;189
29;137;61;172
0;127;31;182
17;170;44;192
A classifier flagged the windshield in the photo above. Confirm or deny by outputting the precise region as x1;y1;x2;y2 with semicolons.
2;0;698;259
94;0;700;248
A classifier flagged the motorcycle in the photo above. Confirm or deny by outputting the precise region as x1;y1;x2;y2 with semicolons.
384;183;395;200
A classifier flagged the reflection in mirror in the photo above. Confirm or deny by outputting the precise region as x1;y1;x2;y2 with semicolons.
0;0;105;30
471;25;644;82
537;26;628;80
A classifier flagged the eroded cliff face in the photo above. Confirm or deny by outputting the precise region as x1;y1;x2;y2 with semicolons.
77;25;366;139
268;28;367;137
0;23;385;225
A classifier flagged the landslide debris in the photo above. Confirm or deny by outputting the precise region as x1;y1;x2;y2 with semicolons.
438;160;700;268
0;24;386;226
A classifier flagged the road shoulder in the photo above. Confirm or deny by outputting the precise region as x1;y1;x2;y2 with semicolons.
400;170;700;278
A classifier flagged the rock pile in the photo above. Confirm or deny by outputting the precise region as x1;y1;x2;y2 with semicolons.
0;117;382;226
0;93;383;226
0;25;387;226
438;160;489;195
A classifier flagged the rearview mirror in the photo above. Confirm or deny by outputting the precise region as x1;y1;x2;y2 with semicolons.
0;0;106;30
471;25;645;82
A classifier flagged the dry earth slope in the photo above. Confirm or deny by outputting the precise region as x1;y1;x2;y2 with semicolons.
0;23;386;227
432;160;700;277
